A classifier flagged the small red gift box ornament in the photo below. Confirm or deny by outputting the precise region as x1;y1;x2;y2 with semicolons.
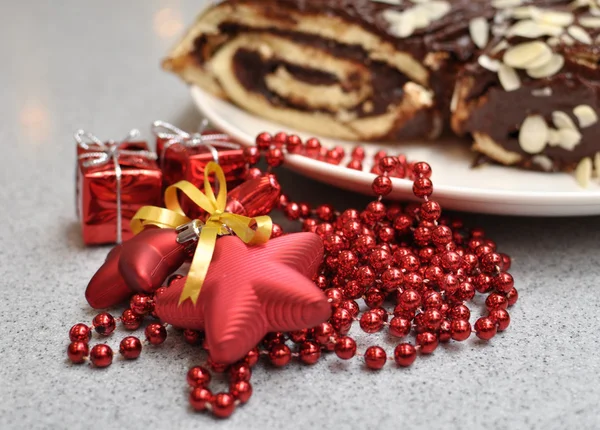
75;129;162;245
152;120;246;188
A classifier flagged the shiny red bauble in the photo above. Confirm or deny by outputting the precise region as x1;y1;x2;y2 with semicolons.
187;366;212;387
244;348;260;367
145;323;167;345
117;336;141;360
299;341;321;365
121;309;142;330
394;343;417;367
364;346;387;370
489;309;511;331
269;344;292;367
230;363;252;383
90;344;113;368
92;313;116;336
416;332;438;354
67;341;89;364
360;310;384;333
450;319;472;341
190;387;213;411
212;393;236;418
130;294;153;316
389;317;411;338
230;381;253;403
334;336;357;360
69;323;91;342
475;317;497;340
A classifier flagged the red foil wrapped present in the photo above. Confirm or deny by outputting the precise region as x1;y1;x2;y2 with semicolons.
75;129;162;245
152;120;247;187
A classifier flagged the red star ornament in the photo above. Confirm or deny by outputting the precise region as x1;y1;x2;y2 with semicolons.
154;232;330;364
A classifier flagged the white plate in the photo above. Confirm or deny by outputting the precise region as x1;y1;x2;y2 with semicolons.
191;86;600;216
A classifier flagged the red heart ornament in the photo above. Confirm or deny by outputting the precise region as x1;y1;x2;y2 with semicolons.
154;233;329;364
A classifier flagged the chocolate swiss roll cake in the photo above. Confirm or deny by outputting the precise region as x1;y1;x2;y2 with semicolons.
163;0;494;141
164;0;600;183
452;0;600;184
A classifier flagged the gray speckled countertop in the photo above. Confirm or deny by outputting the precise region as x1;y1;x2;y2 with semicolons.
1;1;599;429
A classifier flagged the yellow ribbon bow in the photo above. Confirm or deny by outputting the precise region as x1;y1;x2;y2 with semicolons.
130;162;272;305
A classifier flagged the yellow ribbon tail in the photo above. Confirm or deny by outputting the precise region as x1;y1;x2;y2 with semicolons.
178;225;220;306
130;206;191;235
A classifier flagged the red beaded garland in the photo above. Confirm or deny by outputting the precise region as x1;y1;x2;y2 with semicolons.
65;136;519;419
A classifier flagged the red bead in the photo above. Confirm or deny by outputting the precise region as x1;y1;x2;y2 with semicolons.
506;287;519;306
325;288;344;308
439;320;452;342
378;226;396;243
67;341;89;364
416;332;438;354
314;322;335;344
266;148;284;167
286;135;302;153
394;343;417;367
422;309;443;331
119;336;142;360
368;248;392;271
432;225;452;246
393;214;413;233
441;251;462;272
269;344;292;367
475;245;494;258
366;201;387;222
351;146;365;161
121;309;142;330
284;202;301;221
449;304;471;321
299;341;321;364
379;156;398;173
130;294;153;316
347;159;363;170
456;282;476;301
289;329;309;344
486;293;508;310
183;329;202;345
424;265;444;286
441;274;459;295
69;323;91;342
398;289;421;312
316;223;335;239
489;309;511;331
304;138;321;157
230;363;252;382
500;253;512;271
412;162;432;179
277;193;289;210
331;308;353;334
189;387;213;411
364;288;386;308
230;381;253;403
335;336;357;360
323;234;345;253
420;200;441;221
314;204;335;222
340;299;360;318
256;132;272;150
364;346;387;370
145;323;167;345
473;273;493;294
372;176;393;196
338;250;359;271
325;148;344;164
270;223;283;239
187;366;212;387
450;319;472;341
474;317;497;340
413;178;433;198
298;203;311;218
494;272;515;294
480;252;502;273
245;348;260;367
272;132;287;148
211;393;236;418
92;312;116;336
359;310;384;333
423;291;443;310
381;267;403;292
243;146;260;165
262;332;286;349
355;265;376;288
389;317;411;337
246;167;263;180
89;344;113;368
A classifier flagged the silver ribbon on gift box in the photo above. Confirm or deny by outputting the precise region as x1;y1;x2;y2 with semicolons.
151;119;240;166
75;129;157;244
